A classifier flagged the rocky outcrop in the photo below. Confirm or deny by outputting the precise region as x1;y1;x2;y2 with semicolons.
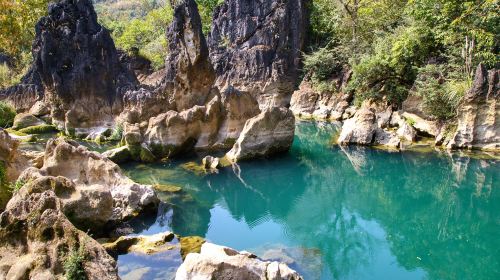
118;50;153;82
2;0;137;135
448;65;499;150
163;0;216;111
0;66;44;113
226;107;295;162
0;179;119;280
208;0;310;109
0;130;44;210
176;243;303;280
337;102;403;148
290;73;352;120
19;138;158;232
143;94;223;157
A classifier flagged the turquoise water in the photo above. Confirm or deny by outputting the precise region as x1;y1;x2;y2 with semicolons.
119;121;500;280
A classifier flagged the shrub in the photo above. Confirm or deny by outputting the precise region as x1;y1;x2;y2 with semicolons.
349;24;435;104
414;64;468;120
8;178;26;194
0;101;16;128
303;47;344;82
64;244;87;280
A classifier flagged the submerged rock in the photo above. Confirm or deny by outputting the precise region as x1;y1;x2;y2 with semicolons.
19;138;158;232
208;0;310;109
104;232;175;256
0;181;119;279
175;243;303;280
226;107;295;162
448;65;499;151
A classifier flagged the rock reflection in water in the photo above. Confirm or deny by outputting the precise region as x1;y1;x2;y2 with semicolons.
121;121;500;280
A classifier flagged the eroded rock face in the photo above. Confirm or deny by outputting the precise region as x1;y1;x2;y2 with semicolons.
226;107;295;162
163;0;215;111
3;0;137;134
448;65;499;150
19;138;158;232
0;130;43;210
176;243;303;280
0;67;44;112
143;95;223;157
0;180;118;280
208;0;310;109
290;73;352;120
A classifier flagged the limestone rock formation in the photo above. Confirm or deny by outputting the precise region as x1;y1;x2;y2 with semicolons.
19;138;158;232
338;107;377;145
0;180;119;280
448;65;499;150
2;0;137;135
226;107;295;162
143;95;223;157
0;130;44;210
290;73;352;120
163;0;216;111
0;67;44;112
175;243;303;280
208;0;310;109
337;103;402;148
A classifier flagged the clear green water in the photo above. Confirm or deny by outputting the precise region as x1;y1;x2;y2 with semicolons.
119;122;497;279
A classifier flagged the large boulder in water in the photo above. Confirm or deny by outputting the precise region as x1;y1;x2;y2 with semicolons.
175;242;303;280
0;180;119;279
448;64;499;151
226;107;295;162
163;0;216;111
208;0;310;110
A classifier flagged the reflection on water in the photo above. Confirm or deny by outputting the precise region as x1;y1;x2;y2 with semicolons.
118;121;499;279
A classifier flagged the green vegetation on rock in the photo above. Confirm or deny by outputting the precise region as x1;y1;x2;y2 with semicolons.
64;244;87;280
18;124;57;134
0;101;16;128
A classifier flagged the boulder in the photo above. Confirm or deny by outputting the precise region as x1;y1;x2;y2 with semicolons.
202;156;220;170
208;0;310;109
0;180;119;279
290;81;319;118
226;107;295;162
102;146;132;164
163;0;215;111
12;113;46;130
19;138;158;232
397;122;417;142
175;243;303;280
448;65;499;150
401;112;439;137
338;107;377;145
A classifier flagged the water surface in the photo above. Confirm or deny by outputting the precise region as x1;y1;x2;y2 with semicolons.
118;122;498;279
